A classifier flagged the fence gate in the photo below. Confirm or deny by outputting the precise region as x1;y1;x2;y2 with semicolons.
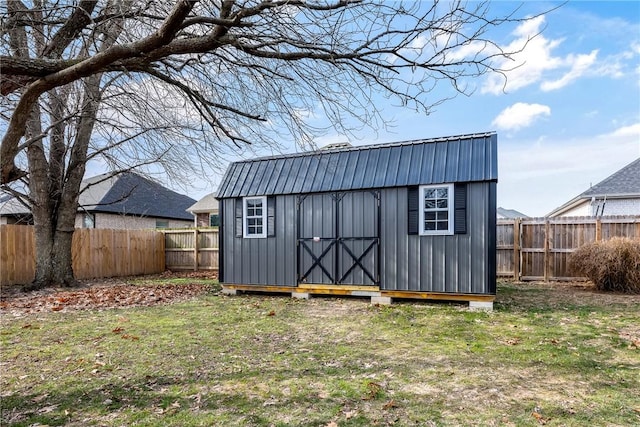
297;191;380;286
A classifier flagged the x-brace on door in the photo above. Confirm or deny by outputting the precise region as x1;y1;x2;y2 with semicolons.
297;191;380;286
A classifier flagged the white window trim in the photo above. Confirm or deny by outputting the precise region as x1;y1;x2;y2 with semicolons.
243;196;267;238
418;183;454;236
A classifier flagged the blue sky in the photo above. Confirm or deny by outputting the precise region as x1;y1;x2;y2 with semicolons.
183;1;639;217
82;2;639;216
298;1;640;217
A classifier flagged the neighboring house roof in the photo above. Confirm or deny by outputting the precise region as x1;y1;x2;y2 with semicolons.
217;132;497;198
0;194;30;215
497;207;528;219
580;158;640;198
187;192;219;213
80;172;196;220
0;172;196;221
547;158;640;217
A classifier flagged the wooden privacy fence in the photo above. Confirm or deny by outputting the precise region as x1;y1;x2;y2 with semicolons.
497;215;640;281
163;229;219;271
0;225;165;286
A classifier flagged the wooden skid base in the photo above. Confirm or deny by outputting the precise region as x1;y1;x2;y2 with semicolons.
221;283;495;306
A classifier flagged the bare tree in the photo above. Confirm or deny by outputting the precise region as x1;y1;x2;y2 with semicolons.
1;0;547;289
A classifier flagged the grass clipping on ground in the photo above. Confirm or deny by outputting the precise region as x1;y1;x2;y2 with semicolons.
1;280;639;426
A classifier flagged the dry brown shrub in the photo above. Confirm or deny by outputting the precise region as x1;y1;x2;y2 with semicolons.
568;237;640;293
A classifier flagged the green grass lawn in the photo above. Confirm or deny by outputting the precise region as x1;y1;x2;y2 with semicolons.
1;280;639;426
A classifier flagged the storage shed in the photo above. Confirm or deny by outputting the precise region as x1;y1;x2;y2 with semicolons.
216;132;497;309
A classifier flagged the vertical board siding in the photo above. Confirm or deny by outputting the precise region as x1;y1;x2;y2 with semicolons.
497;215;640;281
222;196;297;286
1;226;164;286
380;183;492;294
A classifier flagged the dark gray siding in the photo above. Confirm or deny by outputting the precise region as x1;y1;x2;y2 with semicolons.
219;132;497;295
217;133;497;198
222;184;495;294
222;195;298;286
379;183;494;294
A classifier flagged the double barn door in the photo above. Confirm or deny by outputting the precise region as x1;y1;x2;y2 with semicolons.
297;191;380;286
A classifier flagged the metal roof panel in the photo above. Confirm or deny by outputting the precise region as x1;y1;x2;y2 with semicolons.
216;133;498;198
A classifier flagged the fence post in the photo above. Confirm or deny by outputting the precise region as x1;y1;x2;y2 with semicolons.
193;228;199;271
543;219;550;282
513;218;521;281
595;218;602;241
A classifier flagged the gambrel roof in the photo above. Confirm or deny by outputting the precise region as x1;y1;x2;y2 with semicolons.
217;133;497;199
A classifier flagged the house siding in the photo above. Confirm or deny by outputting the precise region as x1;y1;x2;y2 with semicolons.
593;198;640;216
75;213;192;229
195;213;209;227
554;197;640;217
221;182;495;294
380;182;494;294
221;196;298;286
558;202;591;217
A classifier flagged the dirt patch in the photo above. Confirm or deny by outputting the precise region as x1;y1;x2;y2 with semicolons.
0;271;217;316
499;280;640;309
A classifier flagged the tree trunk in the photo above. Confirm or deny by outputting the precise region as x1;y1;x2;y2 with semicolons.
28;222;76;290
26;157;79;290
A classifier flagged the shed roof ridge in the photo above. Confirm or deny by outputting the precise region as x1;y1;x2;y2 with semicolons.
236;131;496;164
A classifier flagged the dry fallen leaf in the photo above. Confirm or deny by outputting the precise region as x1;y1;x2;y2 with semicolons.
364;382;383;400
532;411;547;425
1;283;210;314
121;334;139;340
383;399;398;410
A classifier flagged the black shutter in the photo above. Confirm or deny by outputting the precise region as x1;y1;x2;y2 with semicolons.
267;196;276;237
454;183;467;234
235;198;243;237
407;186;419;235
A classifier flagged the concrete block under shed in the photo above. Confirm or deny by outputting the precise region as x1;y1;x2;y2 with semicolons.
291;292;311;299
469;301;493;311
371;296;392;305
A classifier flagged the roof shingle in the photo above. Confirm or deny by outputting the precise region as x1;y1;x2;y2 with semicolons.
580;158;640;197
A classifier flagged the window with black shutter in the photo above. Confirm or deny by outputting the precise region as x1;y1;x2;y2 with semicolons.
408;183;466;236
236;196;275;238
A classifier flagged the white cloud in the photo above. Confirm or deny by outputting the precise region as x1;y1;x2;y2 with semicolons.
481;15;632;94
482;16;564;94
498;123;640;216
540;50;598;91
492;102;551;131
606;122;640;138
